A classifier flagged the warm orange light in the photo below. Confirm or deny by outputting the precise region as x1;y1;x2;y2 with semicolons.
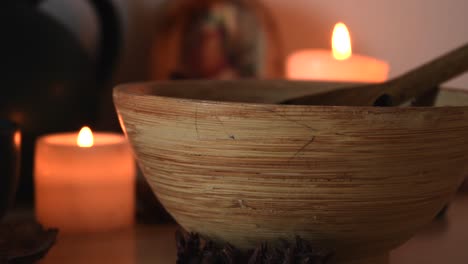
14;131;21;149
332;22;352;60
77;126;94;148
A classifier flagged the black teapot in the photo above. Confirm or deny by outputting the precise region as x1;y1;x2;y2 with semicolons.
0;120;20;219
0;0;121;201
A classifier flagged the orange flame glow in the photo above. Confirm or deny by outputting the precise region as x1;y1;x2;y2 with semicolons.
77;126;94;148
14;131;21;149
332;22;352;60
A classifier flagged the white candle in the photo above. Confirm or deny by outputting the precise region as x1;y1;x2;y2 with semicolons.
287;22;389;82
34;127;135;233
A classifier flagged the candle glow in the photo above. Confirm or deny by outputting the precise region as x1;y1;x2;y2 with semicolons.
14;130;21;148
286;22;389;82
332;22;352;60
35;129;135;233
77;126;94;148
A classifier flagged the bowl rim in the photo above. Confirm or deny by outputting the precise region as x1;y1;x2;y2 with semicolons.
113;80;468;111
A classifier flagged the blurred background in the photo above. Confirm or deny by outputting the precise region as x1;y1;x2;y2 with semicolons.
41;0;468;87
3;0;468;222
40;0;468;131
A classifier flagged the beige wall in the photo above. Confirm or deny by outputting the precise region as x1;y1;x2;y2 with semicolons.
265;0;468;88
42;0;468;88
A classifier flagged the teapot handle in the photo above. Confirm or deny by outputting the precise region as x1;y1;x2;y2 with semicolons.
87;0;121;84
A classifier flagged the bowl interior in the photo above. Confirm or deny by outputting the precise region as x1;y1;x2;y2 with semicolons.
115;80;468;107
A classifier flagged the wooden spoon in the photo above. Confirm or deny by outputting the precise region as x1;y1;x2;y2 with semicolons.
281;43;468;106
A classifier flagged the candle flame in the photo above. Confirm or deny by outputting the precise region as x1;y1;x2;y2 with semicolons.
332;22;352;60
77;126;94;148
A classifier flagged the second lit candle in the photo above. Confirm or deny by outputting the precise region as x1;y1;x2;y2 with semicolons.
287;22;389;82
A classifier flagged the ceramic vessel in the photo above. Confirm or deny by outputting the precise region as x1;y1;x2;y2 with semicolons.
0;0;121;201
114;80;468;264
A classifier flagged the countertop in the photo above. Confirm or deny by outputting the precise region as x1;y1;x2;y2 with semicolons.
36;193;468;264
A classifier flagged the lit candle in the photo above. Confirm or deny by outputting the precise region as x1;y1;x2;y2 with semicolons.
34;126;135;233
287;22;389;82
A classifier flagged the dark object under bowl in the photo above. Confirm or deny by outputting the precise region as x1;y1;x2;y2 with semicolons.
175;229;333;264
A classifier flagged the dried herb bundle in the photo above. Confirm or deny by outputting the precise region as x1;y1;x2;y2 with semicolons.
176;230;333;264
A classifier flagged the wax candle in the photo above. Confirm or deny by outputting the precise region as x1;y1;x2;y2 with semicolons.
34;127;135;233
287;22;389;82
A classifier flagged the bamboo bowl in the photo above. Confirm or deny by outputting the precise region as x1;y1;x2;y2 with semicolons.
114;80;468;264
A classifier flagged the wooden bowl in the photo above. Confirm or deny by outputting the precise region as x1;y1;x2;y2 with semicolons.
113;80;468;264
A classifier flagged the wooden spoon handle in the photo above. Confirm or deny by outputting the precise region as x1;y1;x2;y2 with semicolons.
383;43;468;105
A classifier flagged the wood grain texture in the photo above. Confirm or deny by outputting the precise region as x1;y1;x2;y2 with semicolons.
113;80;468;264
